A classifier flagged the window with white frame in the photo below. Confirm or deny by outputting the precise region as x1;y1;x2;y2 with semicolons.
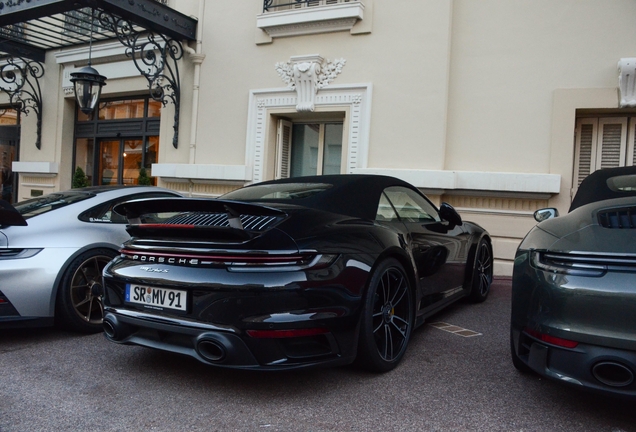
276;119;345;178
265;0;354;12
574;117;636;189
257;0;366;40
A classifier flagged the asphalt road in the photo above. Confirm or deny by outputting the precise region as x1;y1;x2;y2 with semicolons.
1;279;635;432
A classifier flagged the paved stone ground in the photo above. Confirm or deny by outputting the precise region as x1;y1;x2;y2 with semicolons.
1;278;635;431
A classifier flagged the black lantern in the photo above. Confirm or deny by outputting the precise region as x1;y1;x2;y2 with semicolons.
70;65;106;115
70;8;106;115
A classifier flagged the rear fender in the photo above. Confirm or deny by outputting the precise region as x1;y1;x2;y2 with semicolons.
369;247;418;312
48;243;120;316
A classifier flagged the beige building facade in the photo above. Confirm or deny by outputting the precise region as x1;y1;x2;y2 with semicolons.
3;0;636;275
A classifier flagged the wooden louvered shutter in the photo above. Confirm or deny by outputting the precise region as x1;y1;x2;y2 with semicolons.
596;118;627;170
276;119;293;179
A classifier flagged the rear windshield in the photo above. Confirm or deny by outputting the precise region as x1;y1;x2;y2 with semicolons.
222;183;332;201
14;192;92;219
607;174;636;192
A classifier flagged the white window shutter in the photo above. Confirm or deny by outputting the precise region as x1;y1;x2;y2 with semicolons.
276;119;293;179
627;118;636;166
596;118;627;170
574;118;598;187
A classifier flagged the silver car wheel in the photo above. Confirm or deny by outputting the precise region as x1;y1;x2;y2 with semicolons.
57;248;117;333
69;254;111;324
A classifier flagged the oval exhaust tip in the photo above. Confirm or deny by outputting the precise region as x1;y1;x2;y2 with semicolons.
103;319;117;340
592;361;634;387
197;339;226;362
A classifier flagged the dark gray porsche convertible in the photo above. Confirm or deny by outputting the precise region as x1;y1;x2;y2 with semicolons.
102;175;492;372
511;165;636;397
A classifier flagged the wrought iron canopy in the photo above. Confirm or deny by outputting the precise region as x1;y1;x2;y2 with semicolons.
0;0;197;62
0;0;197;149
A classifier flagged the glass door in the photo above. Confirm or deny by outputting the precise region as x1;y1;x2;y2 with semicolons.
122;139;143;185
98;138;154;186
99;139;120;185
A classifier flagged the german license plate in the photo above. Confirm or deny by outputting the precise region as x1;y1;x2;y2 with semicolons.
125;284;187;312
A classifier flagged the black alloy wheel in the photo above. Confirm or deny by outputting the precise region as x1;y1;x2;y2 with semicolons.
357;258;413;372
56;248;117;333
468;239;493;303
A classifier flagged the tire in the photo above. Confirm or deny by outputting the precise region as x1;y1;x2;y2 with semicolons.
356;258;413;373
510;328;533;374
467;239;493;303
56;248;117;333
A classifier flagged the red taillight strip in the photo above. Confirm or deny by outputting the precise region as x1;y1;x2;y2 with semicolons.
246;328;329;339
524;328;579;348
120;249;308;263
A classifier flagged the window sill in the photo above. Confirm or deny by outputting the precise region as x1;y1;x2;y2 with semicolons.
256;2;366;42
152;163;251;182
352;168;562;199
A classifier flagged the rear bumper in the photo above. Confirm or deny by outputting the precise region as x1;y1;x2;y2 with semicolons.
511;326;636;398
103;308;357;370
102;254;372;369
512;249;636;398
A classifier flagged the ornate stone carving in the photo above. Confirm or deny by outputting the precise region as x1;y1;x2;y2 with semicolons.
275;55;346;112
618;58;636;107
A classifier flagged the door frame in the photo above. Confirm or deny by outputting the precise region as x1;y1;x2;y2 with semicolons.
0;123;20;204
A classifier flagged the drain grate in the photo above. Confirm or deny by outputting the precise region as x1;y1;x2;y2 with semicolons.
428;321;482;337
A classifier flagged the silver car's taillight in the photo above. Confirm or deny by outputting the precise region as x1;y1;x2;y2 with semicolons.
0;248;42;260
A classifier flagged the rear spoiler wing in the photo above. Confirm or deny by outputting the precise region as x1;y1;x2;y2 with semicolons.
0;200;27;227
114;198;287;241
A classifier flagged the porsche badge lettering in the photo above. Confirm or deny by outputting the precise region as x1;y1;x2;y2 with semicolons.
132;255;199;265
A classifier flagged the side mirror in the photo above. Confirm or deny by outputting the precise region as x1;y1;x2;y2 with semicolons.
534;208;559;222
439;202;462;227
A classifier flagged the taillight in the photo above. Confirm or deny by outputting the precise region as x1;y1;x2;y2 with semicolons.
524;328;579;348
0;248;42;260
120;249;337;272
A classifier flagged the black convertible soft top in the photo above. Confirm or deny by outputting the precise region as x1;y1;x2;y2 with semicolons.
222;174;424;220
570;165;636;212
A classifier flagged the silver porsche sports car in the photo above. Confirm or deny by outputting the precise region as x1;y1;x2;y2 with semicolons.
511;165;636;398
0;186;180;332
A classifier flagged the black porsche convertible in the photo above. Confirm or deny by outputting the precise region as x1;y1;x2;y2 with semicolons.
102;175;492;372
